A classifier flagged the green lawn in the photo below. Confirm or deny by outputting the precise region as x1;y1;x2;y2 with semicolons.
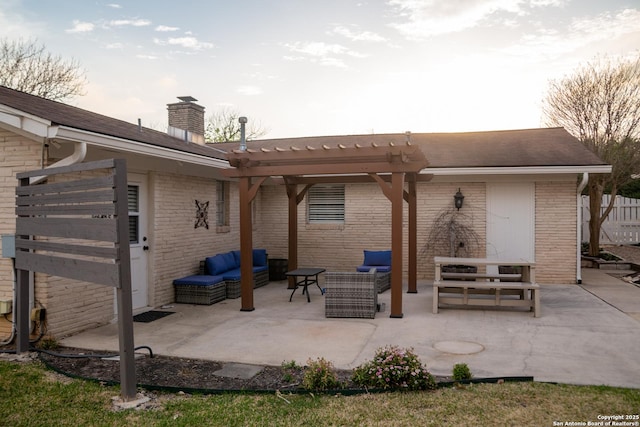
1;360;638;426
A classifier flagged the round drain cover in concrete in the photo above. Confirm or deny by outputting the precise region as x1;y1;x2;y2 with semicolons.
433;340;484;355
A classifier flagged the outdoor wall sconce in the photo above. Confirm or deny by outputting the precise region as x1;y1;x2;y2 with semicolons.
454;188;464;210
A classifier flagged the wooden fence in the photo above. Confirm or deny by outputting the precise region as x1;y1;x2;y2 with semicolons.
582;195;640;244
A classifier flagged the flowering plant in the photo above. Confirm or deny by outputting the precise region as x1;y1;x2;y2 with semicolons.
352;345;436;390
302;357;341;391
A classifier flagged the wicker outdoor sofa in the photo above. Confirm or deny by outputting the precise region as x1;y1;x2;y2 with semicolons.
173;249;269;305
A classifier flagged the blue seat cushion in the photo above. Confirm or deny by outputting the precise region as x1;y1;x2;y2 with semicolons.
173;275;224;286
222;268;242;281
363;250;391;266
357;265;391;273
253;249;268;266
222;265;269;281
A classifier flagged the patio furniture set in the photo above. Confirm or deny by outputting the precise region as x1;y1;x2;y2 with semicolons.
173;249;540;317
172;249;269;305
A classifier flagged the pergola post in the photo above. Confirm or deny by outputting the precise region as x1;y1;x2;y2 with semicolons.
408;176;418;293
239;176;254;311
284;181;313;289
390;172;405;318
286;182;298;289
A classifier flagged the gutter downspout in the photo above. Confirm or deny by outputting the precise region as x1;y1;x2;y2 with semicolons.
576;173;589;284
30;141;87;185
27;139;87;323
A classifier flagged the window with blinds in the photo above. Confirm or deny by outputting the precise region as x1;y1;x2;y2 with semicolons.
216;181;229;227
127;185;139;243
308;184;345;223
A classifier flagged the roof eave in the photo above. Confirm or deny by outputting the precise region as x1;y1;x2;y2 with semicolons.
54;126;231;169
424;165;612;176
0;105;56;139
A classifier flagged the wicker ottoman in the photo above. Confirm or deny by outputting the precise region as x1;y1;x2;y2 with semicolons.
173;275;226;305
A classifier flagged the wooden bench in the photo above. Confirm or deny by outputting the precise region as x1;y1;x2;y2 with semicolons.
434;257;540;317
440;272;522;281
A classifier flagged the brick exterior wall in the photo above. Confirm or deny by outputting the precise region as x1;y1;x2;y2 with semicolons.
0;135;124;338
535;181;577;284
415;182;487;280
259;181;487;281
150;172;265;307
0;131;42;337
260;179;577;284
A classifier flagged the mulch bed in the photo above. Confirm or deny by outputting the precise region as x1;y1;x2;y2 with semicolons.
23;347;452;393
28;347;441;393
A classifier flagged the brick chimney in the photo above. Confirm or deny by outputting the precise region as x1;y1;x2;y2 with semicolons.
167;96;205;144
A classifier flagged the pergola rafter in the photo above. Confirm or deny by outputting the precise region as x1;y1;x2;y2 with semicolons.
222;139;430;318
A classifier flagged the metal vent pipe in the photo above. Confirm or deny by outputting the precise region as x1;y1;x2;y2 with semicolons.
239;116;247;151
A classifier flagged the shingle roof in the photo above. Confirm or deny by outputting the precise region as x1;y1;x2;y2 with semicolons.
216;128;607;169
1;85;607;169
0;85;224;159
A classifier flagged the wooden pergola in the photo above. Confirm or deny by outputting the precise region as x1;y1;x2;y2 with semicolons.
222;139;431;318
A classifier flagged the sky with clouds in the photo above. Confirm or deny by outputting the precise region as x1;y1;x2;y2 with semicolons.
1;0;639;138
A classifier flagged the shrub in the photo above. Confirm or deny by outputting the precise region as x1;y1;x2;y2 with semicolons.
302;357;341;391
452;363;473;381
352;345;436;391
37;336;59;350
281;360;303;383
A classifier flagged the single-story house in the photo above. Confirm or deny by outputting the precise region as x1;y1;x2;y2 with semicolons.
0;85;611;338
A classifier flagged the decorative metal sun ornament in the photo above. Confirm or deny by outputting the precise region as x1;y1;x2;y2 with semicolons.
194;200;209;229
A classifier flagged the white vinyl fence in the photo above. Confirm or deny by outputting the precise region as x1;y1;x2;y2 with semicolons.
582;195;640;244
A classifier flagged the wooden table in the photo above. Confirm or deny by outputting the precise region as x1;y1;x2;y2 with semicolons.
433;257;540;317
286;268;326;303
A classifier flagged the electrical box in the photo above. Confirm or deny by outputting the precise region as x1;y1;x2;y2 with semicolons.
0;299;12;315
1;234;15;258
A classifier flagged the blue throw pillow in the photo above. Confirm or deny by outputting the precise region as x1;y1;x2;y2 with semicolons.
222;251;236;270
363;250;391;266
206;254;229;275
232;250;241;267
253;249;267;266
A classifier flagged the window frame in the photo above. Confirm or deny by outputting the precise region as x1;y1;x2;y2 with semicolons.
216;180;230;230
307;184;345;224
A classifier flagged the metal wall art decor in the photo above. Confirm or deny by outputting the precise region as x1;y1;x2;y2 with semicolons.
194;199;209;229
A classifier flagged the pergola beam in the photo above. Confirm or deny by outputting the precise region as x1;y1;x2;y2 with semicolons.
272;174;434;185
224;161;426;178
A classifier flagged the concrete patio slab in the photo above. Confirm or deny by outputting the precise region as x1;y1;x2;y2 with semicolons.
60;268;640;389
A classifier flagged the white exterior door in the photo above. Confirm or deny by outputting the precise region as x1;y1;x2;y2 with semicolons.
486;182;535;272
127;174;149;310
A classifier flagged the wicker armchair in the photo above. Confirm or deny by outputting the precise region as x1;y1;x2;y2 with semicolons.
356;250;391;293
324;268;378;319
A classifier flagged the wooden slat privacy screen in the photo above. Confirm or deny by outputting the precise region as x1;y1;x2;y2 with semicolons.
14;158;136;400
15;161;128;287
